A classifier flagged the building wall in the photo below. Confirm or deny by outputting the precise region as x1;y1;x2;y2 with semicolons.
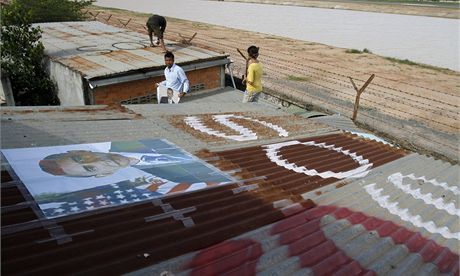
47;60;85;106
93;66;222;105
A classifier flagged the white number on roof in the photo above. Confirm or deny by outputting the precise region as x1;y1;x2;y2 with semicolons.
184;114;288;141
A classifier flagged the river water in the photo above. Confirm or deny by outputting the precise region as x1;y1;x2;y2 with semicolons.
95;0;459;71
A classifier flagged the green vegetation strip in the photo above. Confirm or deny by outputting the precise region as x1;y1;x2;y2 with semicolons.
287;75;311;82
384;57;455;73
346;48;372;54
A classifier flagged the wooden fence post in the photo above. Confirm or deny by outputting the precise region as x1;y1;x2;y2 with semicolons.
236;48;249;82
349;74;375;121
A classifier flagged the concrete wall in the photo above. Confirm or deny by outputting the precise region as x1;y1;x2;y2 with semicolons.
93;66;223;105
47;60;85;106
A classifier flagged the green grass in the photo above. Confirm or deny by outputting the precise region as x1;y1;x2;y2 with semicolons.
346;48;372;54
384;57;455;73
345;47;455;73
287;75;310;82
264;36;287;41
191;22;211;29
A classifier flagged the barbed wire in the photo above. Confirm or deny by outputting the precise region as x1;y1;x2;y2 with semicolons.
164;29;458;130
90;11;459;141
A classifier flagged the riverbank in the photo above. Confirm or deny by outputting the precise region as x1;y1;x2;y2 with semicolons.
214;0;460;19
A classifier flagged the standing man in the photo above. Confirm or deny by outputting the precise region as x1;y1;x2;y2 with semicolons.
242;45;263;103
146;14;167;52
156;51;190;103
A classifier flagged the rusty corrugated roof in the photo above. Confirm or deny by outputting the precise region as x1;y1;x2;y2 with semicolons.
1;104;142;121
128;153;460;276
198;132;407;195
2;97;329;274
34;21;228;79
133;204;459;275
5;90;456;275
1;131;406;275
1;164;315;274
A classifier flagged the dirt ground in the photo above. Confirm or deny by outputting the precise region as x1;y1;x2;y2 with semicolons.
89;5;459;163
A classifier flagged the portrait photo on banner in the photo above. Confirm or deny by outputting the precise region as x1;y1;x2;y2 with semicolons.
2;139;234;219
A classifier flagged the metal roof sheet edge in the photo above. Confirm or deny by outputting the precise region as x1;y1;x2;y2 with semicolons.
88;57;231;88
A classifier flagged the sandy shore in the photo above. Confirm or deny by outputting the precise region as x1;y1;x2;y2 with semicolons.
215;0;460;19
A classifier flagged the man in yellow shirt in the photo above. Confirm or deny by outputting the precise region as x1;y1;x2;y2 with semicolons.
243;46;263;103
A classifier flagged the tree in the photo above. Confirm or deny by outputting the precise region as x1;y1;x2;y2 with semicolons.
1;1;60;105
15;0;94;23
1;0;94;105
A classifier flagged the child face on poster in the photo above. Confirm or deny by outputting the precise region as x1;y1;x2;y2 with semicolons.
39;150;139;178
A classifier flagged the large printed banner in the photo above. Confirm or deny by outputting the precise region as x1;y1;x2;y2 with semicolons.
2;139;233;219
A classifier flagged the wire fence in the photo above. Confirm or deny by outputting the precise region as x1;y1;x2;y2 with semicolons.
86;10;459;161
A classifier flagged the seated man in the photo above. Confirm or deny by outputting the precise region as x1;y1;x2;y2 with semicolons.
146;14;167;52
156;51;190;104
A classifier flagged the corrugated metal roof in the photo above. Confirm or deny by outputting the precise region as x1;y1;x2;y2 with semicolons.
132;204;459;276
312;153;460;253
311;114;366;133
0;89;332;274
1;104;142;121
3;88;455;275
34;21;228;79
1;133;406;275
1;153;316;274
127;153;459;276
0;88;337;152
311;114;393;145
198;132;407;195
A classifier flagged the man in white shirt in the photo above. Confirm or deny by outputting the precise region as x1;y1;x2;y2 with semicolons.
156;51;190;103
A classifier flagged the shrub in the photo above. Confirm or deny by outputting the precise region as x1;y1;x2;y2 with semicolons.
346;49;362;54
346;48;373;54
16;0;94;23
